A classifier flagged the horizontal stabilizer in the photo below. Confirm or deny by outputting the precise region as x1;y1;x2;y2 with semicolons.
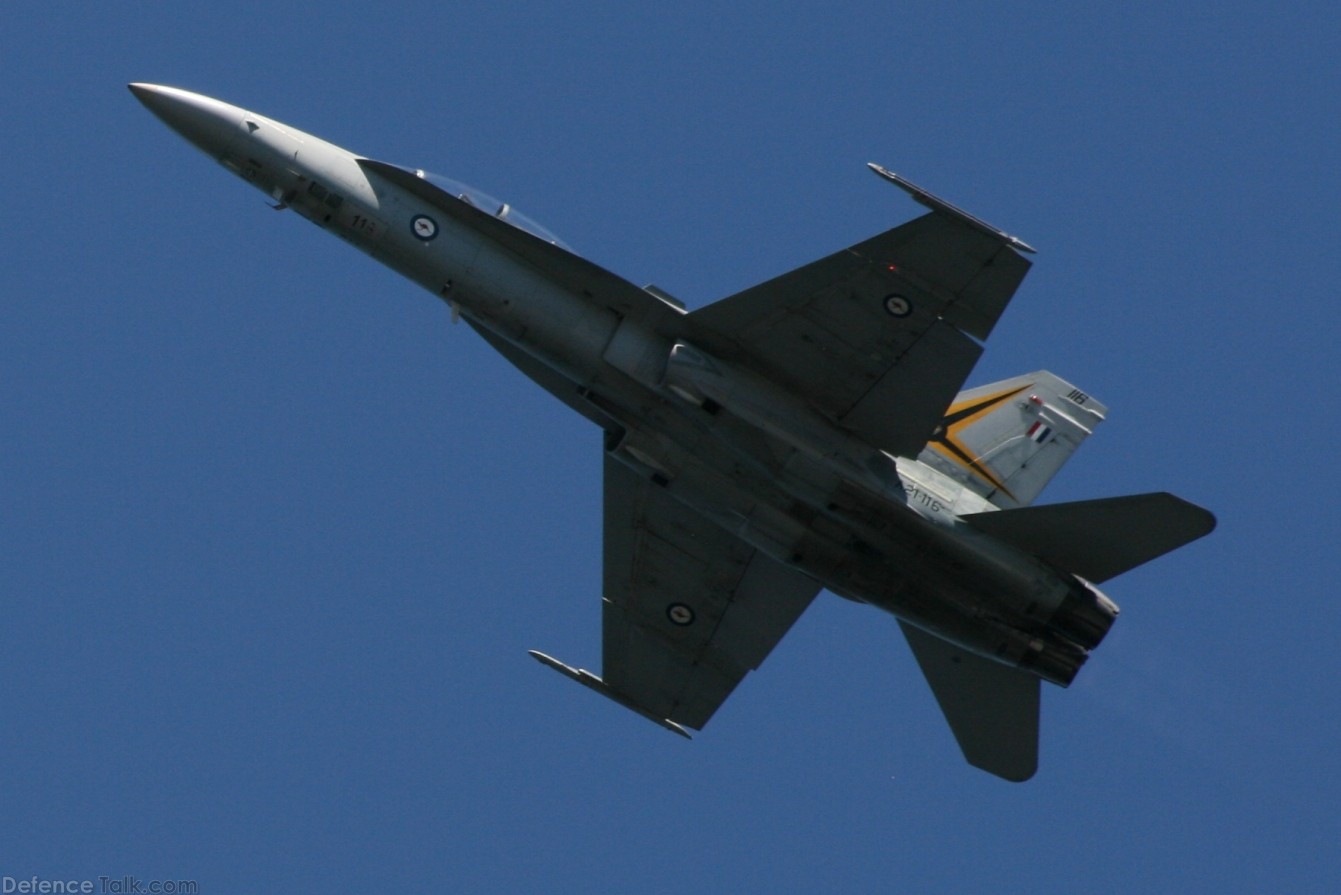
962;492;1216;583
528;650;692;739
899;621;1040;782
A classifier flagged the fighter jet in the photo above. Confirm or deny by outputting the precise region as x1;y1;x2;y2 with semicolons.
130;83;1214;781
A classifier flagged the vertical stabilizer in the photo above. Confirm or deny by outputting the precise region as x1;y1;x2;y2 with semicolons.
918;371;1105;508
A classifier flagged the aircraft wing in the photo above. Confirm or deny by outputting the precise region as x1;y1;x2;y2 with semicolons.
596;456;822;730
898;620;1040;782
687;211;1031;458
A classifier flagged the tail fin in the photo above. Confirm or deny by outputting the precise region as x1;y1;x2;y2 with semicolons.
918;371;1105;508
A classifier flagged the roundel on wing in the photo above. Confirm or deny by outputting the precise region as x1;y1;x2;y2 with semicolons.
666;603;696;626
883;294;913;317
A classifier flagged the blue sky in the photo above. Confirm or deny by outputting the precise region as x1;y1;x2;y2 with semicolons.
4;2;1339;891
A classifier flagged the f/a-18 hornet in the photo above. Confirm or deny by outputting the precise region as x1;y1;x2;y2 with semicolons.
131;84;1214;781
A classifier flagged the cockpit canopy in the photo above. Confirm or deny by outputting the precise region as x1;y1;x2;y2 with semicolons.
412;169;570;250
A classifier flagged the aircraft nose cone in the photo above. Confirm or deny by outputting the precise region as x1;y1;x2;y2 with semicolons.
129;83;246;160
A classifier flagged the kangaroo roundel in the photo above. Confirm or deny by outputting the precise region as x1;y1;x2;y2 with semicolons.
411;214;438;241
884;294;913;317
